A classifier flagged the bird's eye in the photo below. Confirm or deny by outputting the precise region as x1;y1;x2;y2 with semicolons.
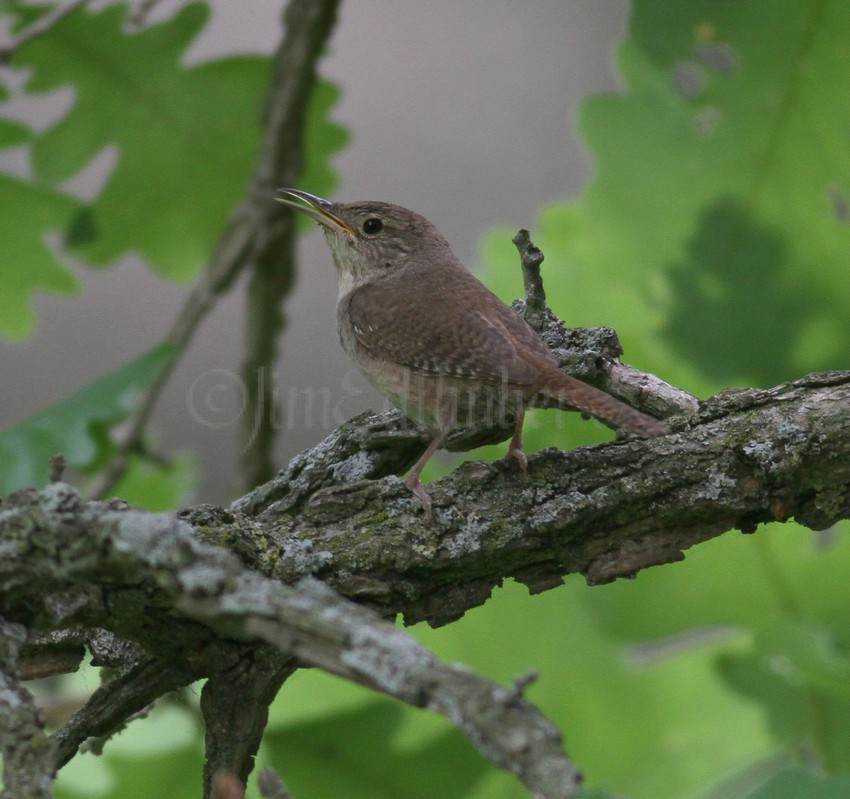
362;217;383;235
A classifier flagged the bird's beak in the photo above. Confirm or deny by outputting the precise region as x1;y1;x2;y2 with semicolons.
276;188;354;235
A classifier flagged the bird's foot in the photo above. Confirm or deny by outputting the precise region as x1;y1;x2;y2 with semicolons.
505;410;528;475
505;445;528;475
404;473;433;523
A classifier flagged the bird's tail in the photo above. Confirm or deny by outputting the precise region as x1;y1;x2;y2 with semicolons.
536;373;669;437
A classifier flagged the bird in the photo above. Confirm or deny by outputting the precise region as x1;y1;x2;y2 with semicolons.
277;189;669;518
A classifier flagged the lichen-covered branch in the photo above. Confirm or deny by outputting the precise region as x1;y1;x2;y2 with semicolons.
233;320;696;518
200;647;296;795
224;371;850;623
2;369;849;795
52;653;195;769
0;484;581;798
513;229;547;318
188;577;581;797
0;619;56;799
4;200;850;789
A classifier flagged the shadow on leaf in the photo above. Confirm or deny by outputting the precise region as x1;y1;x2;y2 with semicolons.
661;199;842;387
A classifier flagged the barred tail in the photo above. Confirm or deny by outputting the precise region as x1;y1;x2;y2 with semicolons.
538;373;669;437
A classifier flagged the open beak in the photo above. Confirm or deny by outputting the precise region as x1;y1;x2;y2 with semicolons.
275;188;354;234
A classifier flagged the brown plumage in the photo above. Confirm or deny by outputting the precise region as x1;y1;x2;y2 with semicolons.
277;190;669;518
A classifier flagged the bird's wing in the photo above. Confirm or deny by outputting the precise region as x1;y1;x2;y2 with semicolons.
343;280;543;386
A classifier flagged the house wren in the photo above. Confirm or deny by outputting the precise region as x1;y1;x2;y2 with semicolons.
277;189;669;517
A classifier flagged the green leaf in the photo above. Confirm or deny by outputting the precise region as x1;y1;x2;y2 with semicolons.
299;79;350;216
0;342;176;494
571;522;850;779
13;1;347;279
262;700;489;799
55;703;201;799
757;619;850;703
595;0;850;386
481;0;850;396
0;1;47;34
576;523;850;643
111;451;196;511
0;114;30;147
0;174;78;339
12;3;266;279
718;615;850;773
741;765;850;799
412;579;771;799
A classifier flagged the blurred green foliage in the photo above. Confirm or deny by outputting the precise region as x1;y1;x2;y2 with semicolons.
0;0;345;508
0;342;178;495
263;702;489;798
2;0;346;295
0;174;77;339
482;0;850;396
472;0;850;796
1;1;849;798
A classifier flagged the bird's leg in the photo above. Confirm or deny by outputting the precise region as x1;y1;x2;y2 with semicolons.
404;426;448;521
504;409;528;473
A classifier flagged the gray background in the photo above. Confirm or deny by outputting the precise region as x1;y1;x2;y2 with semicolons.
0;1;629;503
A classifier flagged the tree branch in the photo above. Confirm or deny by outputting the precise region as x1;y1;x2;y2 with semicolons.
200;647;296;795
0;484;582;798
510;230;697;420
87;0;342;500
0;619;56;799
240;0;342;489
189;577;582;798
229;370;849;624
3;365;849;794
52;652;195;769
514;228;547;319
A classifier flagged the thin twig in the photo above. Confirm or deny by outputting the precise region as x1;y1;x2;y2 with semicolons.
87;0;342;501
513;228;547;316
48;453;66;483
0;0;89;63
127;0;166;30
239;0;342;489
258;769;295;799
